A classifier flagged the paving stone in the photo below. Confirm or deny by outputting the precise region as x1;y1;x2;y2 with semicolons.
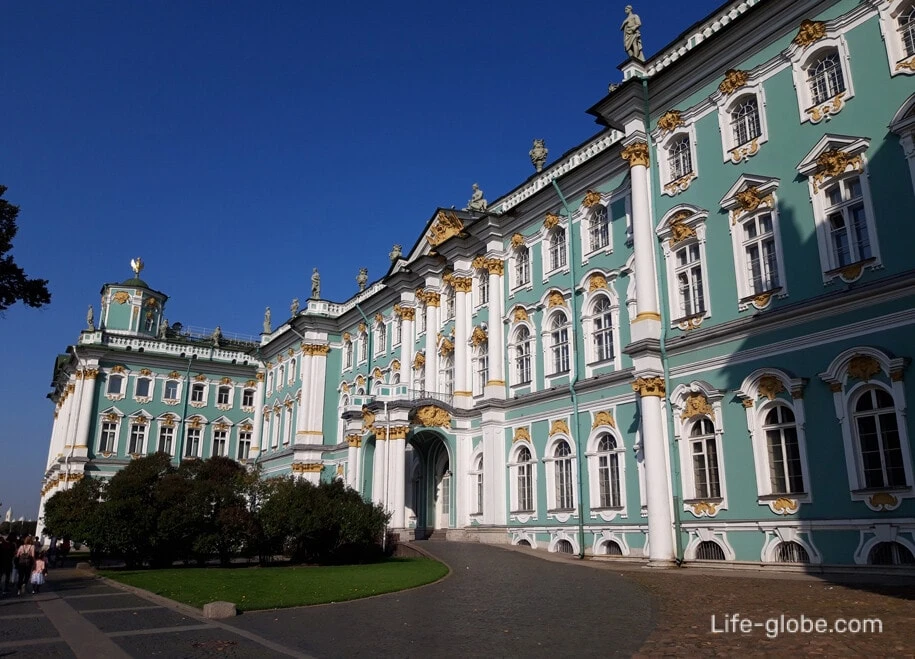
65;594;151;612
110;627;293;659
0;615;60;643
0;640;77;658
81;607;203;633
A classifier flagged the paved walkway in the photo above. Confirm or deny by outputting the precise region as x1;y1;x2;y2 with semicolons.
0;542;655;658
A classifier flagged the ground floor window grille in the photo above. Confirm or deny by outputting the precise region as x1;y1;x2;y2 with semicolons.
774;541;810;564
696;541;726;560
868;541;915;565
603;541;623;556
555;539;574;554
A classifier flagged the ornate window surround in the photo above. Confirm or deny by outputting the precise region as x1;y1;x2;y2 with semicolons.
592;530;632;557
890;93;915;193
656;205;712;330
579;271;621;376
653;112;699;196
797;134;881;284
585;419;627;522
735;368;812;514
508;438;538;522
543;429;578;521
541;222;570;281
683;528;736;561
878;0;915;76
671;381;729;517
508;238;533;293
787;29;855;124
96;407;124;456
104;366;128;401
578;194;613;262
540;292;571;384
155;414;177;456
819;347;912;511
719;174;789;310
853;526;915;565
468;447;484;518
508;318;537;391
133;373;154;404
715;80;769;164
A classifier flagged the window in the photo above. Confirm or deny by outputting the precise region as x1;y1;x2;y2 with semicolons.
107;374;123;396
417;304;426;333
242;388;255;407
278;366;285;387
478;271;489;305
164;380;179;400
185;428;200;457
764;405;805;494
217;386;231;406
675;243;705;318
128;422;146;454
471;454;484;515
603;541;624;556
135;377;151;399
444;289;454;320
596;434;621;508
807;52;845;106
548;228;567;271
289;359;296;384
515;246;531;286
854;387;907;489
158;425;174;454
393;317;402;345
775;541;810;564
588;206;610;252
730;96;761;148
824;177;872;269
440;356;454;395
668;137;693;180
549;312;570;375
690;419;721;499
99;421;117;453
212;429;227;457
591;297;614;364
695;541;726;561
191;383;205;403
869;541;915;565
476;344;489;394
555;539;574;554
553;440;574;510
901;4;915;57
238;431;252;460
376;323;386;355
145;314;155;332
344;340;353;369
515;446;534;512
359;332;368;362
742;213;780;294
514;326;532;385
416;365;426;393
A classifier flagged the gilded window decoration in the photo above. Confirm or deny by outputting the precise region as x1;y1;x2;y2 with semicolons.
718;69;749;95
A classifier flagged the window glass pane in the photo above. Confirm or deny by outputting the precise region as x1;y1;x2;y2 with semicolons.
135;378;150;398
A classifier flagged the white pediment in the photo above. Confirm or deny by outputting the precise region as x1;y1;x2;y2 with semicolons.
797;134;870;176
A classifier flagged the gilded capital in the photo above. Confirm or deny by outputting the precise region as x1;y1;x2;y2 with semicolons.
453;276;473;293
485;258;504;276
632;376;665;397
621;141;650;168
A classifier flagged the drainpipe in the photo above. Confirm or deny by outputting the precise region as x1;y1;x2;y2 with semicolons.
175;355;195;462
551;179;587;560
642;77;684;564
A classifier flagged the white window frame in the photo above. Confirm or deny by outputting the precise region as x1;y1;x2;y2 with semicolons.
216;385;232;408
185;425;202;458
672;382;728;517
586;423;627;522
469;451;484;517
128;418;148;455
190;381;208;407
375;321;387;357
657;206;712;329
788;35;855;124
737;369;812;513
512;244;532;290
212;427;228;457
544;434;578;520
581;282;621;375
543;309;571;378
134;376;153;402
820;347;913;511
156;419;175;455
284;403;294;445
890;93;915;194
509;323;535;389
237;428;252;461
716;83;769;164
508;441;538;520
417;304;427;334
96;411;122;455
657;123;699;196
797;135;881;284
163;378;181;404
105;372;126;400
544;226;569;276
584;204;611;256
878;0;915;76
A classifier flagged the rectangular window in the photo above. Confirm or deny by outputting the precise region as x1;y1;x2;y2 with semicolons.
242;389;255;407
217;387;230;405
589;208;610;252
518;463;533;511
515;248;531;286
598;454;621;508
128;423;146;454
135;378;151;398
476;472;484;515
393;318;402;345
743;213;779;294
675;243;705;317
824;177;871;269
164;380;179;400
478;274;489;305
556;459;574;510
691;437;721;499
99;421;117;453
238;431;252;460
185;428;200;457
191;383;205;403
158;426;174;454
212;430;227;457
549;230;567;271
107;375;123;396
477;353;489;394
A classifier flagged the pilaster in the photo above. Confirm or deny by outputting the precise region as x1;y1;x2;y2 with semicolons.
484;259;506;399
452;275;473;409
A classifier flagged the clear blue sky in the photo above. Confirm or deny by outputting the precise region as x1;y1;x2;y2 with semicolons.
2;0;723;518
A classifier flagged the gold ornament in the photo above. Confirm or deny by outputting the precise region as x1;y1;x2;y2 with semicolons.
471;326;488;347
657;110;685;134
847;354;881;382
549;419;570;436
621;141;650;167
668;218;697;247
680;393;714;420
718;69;749;95
544;213;562;230
757;375;785;401
632;376;665;397
592;411;616;429
513;307;529;322
427;210;464;246
513;427;531;443
113;291;130;304
772;498;798;515
792;19;826;47
582;190;602;208
511;233;525;248
588;274;608;291
413;352;426;370
413;405;451;428
547;291;566;308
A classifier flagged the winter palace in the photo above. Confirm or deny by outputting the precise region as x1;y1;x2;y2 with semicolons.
38;0;915;569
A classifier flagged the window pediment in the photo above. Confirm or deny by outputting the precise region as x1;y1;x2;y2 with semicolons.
720;175;780;224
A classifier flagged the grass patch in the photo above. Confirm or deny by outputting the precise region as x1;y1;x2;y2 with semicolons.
100;558;448;611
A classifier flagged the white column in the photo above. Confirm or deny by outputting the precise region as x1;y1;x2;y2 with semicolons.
453;277;472;405
397;306;415;389
74;367;99;453
372;433;387;506
61;381;78;451
481;410;507;525
296;351;314;438
485;261;505;397
252;372;266;456
423;292;440;392
347;436;360;489
391;433;406;529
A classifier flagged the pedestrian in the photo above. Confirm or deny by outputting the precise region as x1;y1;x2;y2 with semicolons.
47;536;58;569
0;535;13;595
14;535;35;596
30;552;47;594
59;539;71;567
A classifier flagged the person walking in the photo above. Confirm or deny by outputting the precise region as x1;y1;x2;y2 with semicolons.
14;535;35;596
30;552;47;594
0;535;13;595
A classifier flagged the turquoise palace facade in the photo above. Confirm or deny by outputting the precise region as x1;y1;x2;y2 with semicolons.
39;0;915;569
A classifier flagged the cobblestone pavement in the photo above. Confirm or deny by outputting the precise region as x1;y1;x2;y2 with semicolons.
226;541;655;658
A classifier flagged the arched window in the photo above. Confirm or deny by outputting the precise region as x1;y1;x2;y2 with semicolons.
278;366;285;388
596;434;621;508
415;366;426;394
393;317;402;345
417;303;427;333
555;539;574;554
549;228;567;271
690;418;720;499
515;246;531;286
602;540;623;556
763;404;804;494
554;440;574;510
440;355;454;395
901;4;915;58
341;394;350;409
391;372;401;385
471;454;484;515
514;327;532;384
515;446;534;512
359;332;368;362
376;322;386;355
853;387;907;488
588;206;609;252
668;136;693;180
696;541;726;560
868;541;915;565
591;297;614;364
289;359;296;384
476;341;489;395
675;242;705;317
549;312;570;375
344;339;353;369
477;271;489;305
730;95;761;147
807;50;845;106
775;541;810;564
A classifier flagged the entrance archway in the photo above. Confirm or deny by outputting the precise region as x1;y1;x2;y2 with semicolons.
408;429;452;538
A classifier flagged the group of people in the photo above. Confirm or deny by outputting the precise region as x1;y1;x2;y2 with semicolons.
0;534;66;596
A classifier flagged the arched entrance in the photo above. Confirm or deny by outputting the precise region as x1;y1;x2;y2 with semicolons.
408;429;452;539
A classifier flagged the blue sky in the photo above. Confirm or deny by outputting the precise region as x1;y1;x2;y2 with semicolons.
1;0;724;518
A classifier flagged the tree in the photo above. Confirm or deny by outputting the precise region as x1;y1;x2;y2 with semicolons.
43;476;104;545
0;185;51;312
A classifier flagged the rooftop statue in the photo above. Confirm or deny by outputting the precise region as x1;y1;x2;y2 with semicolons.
86;305;94;330
621;5;644;61
290;297;300;316
311;268;321;299
357;267;368;292
212;325;222;347
529;139;548;173
467;183;487;212
389;244;402;262
263;307;272;334
158;317;168;339
130;257;144;276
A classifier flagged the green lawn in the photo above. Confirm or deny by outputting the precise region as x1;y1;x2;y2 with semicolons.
100;558;448;611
